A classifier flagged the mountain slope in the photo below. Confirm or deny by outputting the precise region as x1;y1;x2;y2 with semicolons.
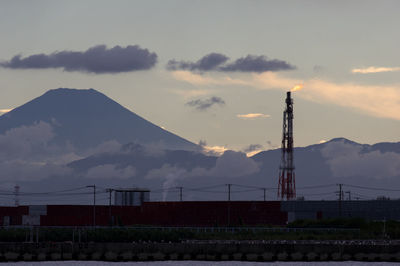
0;88;198;151
68;143;217;177
66;138;400;199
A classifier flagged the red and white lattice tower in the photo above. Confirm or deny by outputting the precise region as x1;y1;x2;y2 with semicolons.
277;91;296;200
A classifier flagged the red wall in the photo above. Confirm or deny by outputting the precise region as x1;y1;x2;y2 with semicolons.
136;201;287;226
0;201;287;227
0;206;28;225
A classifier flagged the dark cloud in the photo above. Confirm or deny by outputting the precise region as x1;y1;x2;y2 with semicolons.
1;45;157;74
85;164;136;180
167;53;295;73
198;140;207;147
243;144;264;153
220;55;295;72
186;96;225;111
167;53;229;71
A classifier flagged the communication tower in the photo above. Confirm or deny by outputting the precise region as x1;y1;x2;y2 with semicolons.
277;91;296;200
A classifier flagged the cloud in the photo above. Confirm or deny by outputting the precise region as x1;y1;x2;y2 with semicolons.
205;150;260;177
300;78;400;120
321;139;400;179
145;164;187;201
0;121;78;181
0;121;54;160
172;89;212;99
167;53;229;71
172;71;400;121
0;109;12;114
352;66;400;74
1;45;157;74
144;150;260;199
171;70;251;87
85;164;136;179
254;72;400;120
198;140;228;156
313;65;324;73
86;140;122;155
266;140;279;149
186;96;225;111
243;144;264;156
146;150;259;182
237;113;270;119
220;55;295;72
0;161;72;182
167;53;295;73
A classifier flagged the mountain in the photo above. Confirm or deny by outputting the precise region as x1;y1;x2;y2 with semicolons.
62;138;400;202
68;142;217;178
0;88;198;151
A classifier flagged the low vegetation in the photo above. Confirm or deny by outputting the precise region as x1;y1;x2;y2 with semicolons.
0;218;398;242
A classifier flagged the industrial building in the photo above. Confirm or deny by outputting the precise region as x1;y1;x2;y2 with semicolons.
0;200;399;227
114;188;150;206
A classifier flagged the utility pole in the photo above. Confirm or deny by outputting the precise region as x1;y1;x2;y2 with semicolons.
227;184;232;201
263;188;266;201
106;189;113;226
177;186;183;202
86;185;96;227
346;191;351;201
336;184;343;217
226;184;232;227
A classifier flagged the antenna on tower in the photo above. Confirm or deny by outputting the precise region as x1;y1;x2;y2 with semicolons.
277;91;296;200
14;185;20;206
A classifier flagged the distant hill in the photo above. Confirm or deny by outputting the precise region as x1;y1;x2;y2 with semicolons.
63;138;400;201
0;88;198;151
68;142;217;177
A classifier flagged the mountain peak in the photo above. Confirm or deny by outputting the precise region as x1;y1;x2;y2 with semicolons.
46;87;95;93
326;137;359;145
0;88;198;151
41;88;108;101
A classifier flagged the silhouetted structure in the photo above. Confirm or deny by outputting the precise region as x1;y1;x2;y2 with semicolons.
278;91;296;200
1;200;400;227
114;188;150;206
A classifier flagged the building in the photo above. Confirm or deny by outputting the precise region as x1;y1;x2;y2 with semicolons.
114;188;150;206
0;200;399;227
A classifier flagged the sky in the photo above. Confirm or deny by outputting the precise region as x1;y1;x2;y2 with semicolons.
0;0;399;154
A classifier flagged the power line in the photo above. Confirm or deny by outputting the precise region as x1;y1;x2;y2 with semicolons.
297;184;336;190
19;186;90;195
186;184;226;191
352;192;376;200
344;184;400;192
230;188;262;193
300;191;337;197
230;184;276;190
